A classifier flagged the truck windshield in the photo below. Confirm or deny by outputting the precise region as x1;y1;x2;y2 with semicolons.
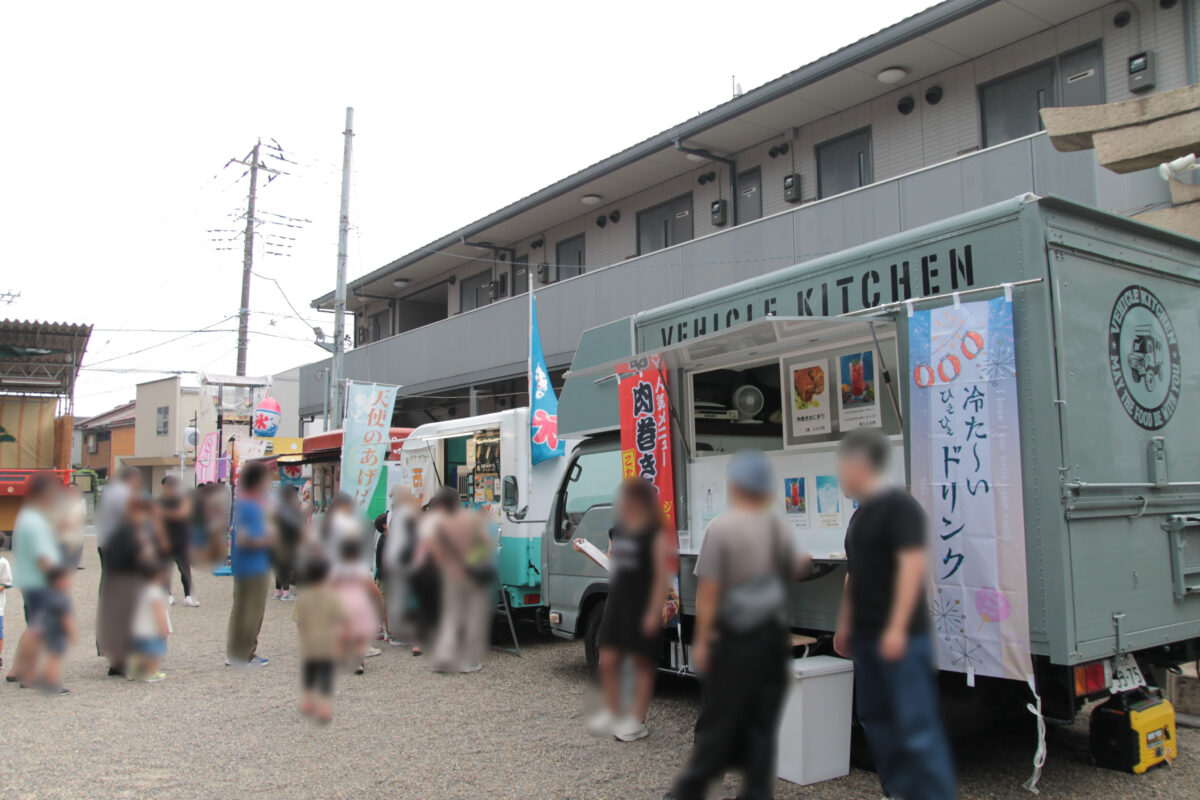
556;448;623;541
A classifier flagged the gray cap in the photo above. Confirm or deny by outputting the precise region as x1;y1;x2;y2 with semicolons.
726;449;775;497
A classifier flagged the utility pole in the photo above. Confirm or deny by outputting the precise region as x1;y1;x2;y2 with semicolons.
236;141;260;376
228;141;280;377
330;107;354;427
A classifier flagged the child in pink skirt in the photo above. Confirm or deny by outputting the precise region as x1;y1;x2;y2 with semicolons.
332;538;383;674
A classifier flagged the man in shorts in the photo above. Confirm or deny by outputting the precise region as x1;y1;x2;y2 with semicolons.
6;474;63;688
31;566;75;695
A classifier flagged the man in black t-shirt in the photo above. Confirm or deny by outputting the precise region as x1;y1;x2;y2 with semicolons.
834;429;956;800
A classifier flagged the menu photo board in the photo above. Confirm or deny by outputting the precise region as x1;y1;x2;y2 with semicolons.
687;448;884;560
781;339;895;447
784;357;832;438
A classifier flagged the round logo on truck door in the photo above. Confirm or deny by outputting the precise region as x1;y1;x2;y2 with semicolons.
1108;285;1181;430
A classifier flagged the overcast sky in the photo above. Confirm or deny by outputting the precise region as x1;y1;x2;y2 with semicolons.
3;0;934;417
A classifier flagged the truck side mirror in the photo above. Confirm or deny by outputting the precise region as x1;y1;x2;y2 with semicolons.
502;475;518;511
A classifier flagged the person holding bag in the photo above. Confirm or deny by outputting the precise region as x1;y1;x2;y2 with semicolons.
426;487;494;674
666;450;811;800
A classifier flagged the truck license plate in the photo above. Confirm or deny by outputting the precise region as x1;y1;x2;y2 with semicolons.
1110;654;1148;694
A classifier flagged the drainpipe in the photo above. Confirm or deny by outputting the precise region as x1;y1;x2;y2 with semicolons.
674;139;738;224
461;237;517;264
1184;0;1197;85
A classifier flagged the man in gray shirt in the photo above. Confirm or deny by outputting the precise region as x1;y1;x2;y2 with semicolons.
667;450;810;800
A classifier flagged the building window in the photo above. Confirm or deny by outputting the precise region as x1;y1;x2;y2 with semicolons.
459;270;492;313
637;194;693;255
816;128;873;199
555;234;586;281
737;168;762;224
155;406;169;436
87;433;98;454
369;309;391;342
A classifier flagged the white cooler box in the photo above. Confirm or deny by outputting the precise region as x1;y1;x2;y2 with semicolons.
776;655;855;785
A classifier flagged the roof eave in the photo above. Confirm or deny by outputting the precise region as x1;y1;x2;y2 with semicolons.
311;0;1003;307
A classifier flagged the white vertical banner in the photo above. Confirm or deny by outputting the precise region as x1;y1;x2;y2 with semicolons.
339;381;399;514
909;297;1032;682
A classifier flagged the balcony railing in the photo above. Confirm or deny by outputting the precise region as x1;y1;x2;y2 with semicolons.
299;132;1169;415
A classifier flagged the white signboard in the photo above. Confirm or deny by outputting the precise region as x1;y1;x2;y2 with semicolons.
687;448;903;560
393;442;437;507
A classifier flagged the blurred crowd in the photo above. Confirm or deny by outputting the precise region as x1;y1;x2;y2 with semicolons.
2;457;497;718
1;427;954;799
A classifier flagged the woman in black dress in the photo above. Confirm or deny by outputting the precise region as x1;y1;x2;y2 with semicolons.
574;477;670;742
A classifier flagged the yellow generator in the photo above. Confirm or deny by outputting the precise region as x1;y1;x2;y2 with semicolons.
1090;689;1177;774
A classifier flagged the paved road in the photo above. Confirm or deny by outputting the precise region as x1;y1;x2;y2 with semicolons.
2;546;1196;799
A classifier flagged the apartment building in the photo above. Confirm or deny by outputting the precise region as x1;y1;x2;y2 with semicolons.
301;0;1200;427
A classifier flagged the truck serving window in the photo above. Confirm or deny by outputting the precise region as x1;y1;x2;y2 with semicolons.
556;449;622;542
689;336;901;455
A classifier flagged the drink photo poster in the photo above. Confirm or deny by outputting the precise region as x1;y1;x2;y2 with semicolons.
837;350;882;430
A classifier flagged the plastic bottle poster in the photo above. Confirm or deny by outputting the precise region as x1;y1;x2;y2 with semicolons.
816;475;842;529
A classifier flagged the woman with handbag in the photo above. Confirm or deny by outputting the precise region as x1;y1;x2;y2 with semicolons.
425;487;494;674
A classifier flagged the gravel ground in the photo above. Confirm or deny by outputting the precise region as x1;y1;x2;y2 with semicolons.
2;544;1197;799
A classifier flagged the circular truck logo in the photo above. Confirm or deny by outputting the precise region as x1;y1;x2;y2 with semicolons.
1108;285;1181;430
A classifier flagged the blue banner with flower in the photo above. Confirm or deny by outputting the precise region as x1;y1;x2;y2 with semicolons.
529;293;564;464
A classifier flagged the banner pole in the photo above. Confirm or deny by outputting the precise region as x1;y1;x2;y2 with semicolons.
528;271;534;405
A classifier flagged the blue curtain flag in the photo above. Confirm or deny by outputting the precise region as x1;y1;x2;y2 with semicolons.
530;293;565;464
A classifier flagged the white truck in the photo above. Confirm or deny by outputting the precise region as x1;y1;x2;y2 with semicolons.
392;408;573;612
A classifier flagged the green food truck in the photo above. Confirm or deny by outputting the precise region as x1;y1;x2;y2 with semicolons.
539;194;1200;738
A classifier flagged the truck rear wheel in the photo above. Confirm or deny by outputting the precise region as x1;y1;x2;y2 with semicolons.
583;600;606;677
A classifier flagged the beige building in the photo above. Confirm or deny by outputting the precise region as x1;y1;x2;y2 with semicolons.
124;376;212;492
296;0;1200;430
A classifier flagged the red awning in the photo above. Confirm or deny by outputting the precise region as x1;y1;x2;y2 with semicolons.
300;427;413;463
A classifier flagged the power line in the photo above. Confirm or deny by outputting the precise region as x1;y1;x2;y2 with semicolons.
83;315;237;367
80;367;202;374
251;271;315;328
